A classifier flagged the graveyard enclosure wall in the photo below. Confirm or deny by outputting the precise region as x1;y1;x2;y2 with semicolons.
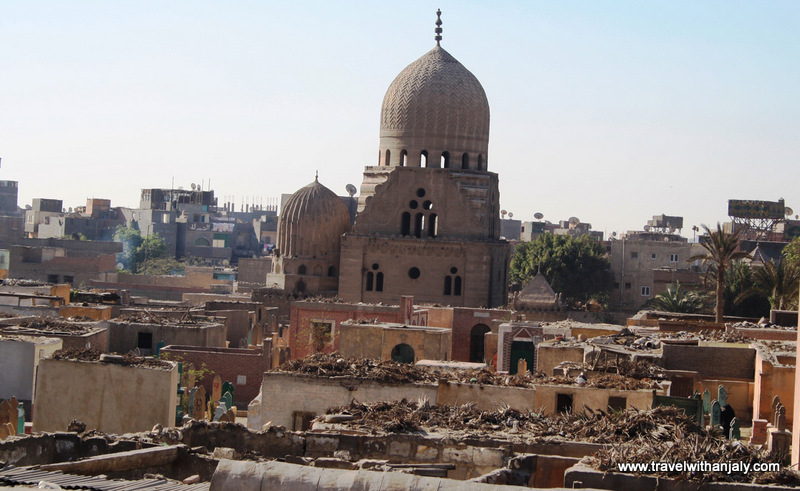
33;359;178;434
532;384;655;416
181;293;252;307
59;305;113;321
424;307;454;328
436;381;537;412
536;345;585;374
288;301;402;361
733;327;798;341
160;344;271;407
697;379;754;423
662;343;756;381
0;336;62;404
753;349;794;425
103;321;226;354
208;309;254;347
256;372;437;430
236;257;271;292
0;305;59;317
570;324;623;339
47;328;107;352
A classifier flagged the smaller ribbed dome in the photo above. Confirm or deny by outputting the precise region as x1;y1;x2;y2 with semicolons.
277;179;351;258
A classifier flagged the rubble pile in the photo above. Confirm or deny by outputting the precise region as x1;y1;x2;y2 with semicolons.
591;410;796;484
116;309;204;325
16;316;93;333
276;354;660;390
52;347;103;362
51;347;173;369
589;358;666;381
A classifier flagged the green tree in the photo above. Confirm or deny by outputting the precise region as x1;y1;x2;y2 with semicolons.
721;261;770;318
782;237;800;267
646;282;706;313
509;233;611;307
114;225;180;274
737;259;800;311
114;224;143;271
688;224;751;323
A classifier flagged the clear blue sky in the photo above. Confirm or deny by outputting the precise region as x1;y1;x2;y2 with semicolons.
2;1;798;237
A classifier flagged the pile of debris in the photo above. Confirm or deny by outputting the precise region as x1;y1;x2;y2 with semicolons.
51;348;173;369
728;320;795;331
587;358;667;381
276;354;660;390
116;309;204;326
16;316;94;333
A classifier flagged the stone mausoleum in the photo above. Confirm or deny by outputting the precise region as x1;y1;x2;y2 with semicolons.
338;12;510;308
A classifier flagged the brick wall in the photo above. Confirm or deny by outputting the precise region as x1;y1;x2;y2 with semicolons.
160;342;272;407
450;308;509;362
662;344;756;380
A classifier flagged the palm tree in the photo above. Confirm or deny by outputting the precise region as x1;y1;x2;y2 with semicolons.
688;223;751;324
737;259;800;311
648;282;706;313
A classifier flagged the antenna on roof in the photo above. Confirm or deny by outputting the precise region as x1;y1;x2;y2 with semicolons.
435;9;443;46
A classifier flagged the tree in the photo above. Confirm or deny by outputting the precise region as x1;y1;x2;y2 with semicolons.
783;237;800;268
509;233;611;307
114;224;143;271
114;225;180;274
688;224;751;323
722;260;770;318
647;282;705;313
737;259;800;311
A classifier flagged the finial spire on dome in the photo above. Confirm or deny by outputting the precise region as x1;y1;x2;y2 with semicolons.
434;9;443;46
315;170;319;181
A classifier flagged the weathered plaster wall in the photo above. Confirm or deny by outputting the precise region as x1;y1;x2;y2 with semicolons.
662;343;755;380
536;345;585;375
33;359;178;434
0;336;62;404
436;381;536;412
533;384;654;415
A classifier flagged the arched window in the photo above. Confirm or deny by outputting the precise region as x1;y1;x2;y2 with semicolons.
441;151;450;169
428;213;437;238
477;154;484;170
391;343;415;364
297;264;307;275
444;276;452;295
401;212;411;236
385;149;391;166
193;237;210;247
400;150;407;167
327;266;336;277
313;264;322;276
414;213;424;238
375;272;384;292
454;275;462;296
462;153;469;169
420;150;428;168
365;271;374;291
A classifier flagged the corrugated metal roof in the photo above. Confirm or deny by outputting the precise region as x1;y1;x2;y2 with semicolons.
0;466;209;491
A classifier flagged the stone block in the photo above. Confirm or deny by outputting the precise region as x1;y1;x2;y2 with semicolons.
473;447;505;467
442;445;473;463
415;444;439;462
388;440;411;458
306;436;339;455
313;457;357;470
750;419;768;445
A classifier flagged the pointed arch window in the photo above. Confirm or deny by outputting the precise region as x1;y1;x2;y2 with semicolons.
461;153;469;169
441;151;450;169
400;150;407;167
420;150;428;168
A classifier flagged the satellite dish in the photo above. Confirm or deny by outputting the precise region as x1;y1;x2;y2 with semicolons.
191;183;197;190
568;216;580;225
534;212;544;220
345;184;357;197
612;231;617;237
500;210;507;219
508;212;513;218
116;262;124;270
786;207;794;216
68;207;73;213
222;259;230;266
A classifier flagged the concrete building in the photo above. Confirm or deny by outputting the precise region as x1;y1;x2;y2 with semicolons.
8;238;122;286
338;28;509;308
609;230;702;310
23;199;62;238
0;335;62;416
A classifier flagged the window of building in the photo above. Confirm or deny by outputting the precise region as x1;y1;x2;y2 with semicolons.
292;411;315;431
608;396;627;412
556;393;573;414
670;254;678;262
650;253;657;260
641;286;651;296
137;331;153;350
63;275;74;284
630;251;638;259
47;274;59;283
625;282;632;290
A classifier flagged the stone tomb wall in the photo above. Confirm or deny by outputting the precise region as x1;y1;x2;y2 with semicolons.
33;358;178;434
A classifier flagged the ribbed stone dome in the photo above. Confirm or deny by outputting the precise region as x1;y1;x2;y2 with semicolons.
378;45;490;170
277;179;351;258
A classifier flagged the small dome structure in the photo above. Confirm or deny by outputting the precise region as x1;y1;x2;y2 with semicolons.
378;13;489;171
277;178;351;258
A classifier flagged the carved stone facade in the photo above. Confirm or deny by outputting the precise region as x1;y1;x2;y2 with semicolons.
339;32;509;308
267;179;351;295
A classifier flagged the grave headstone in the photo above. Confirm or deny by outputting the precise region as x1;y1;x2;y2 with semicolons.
226;409;236;422
221;392;233;413
17;402;24;435
776;405;787;432
693;390;700;400
214;402;227;422
710;400;721;428
188;388;196;419
702;389;711;415
155;341;166;358
222;381;235;398
212;375;222;404
771;395;782;421
0;423;8;440
0;400;10;427
517;358;527;375
8;398;18;436
239;338;248;349
730;417;741;440
717;385;727;408
193;386;207;420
